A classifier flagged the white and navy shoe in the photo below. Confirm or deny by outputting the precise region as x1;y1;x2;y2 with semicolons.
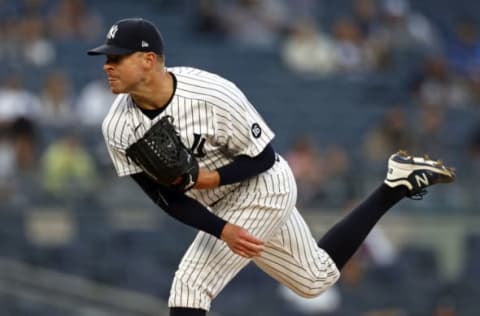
384;150;456;199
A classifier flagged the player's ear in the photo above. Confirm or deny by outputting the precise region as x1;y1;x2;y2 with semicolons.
142;52;157;68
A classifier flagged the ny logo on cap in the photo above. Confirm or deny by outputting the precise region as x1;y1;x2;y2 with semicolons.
107;24;119;39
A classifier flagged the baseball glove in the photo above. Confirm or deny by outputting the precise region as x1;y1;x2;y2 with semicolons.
126;115;199;191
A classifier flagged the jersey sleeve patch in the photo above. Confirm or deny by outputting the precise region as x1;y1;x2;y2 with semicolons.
251;123;262;139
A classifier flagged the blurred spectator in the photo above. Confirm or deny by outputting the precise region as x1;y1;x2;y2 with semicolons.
373;0;442;53
0;76;41;173
285;136;326;208
321;145;356;207
352;0;393;70
410;55;472;108
39;70;76;127
47;0;103;42
11;117;37;172
75;78;115;127
445;18;480;105
0;2;55;68
446;18;480;79
0;75;40;175
363;106;414;163
412;106;446;156
286;137;355;208
18;15;55;67
41;133;97;199
281;18;337;76
192;0;226;38
352;0;381;37
220;0;290;49
0;75;42;123
331;16;376;73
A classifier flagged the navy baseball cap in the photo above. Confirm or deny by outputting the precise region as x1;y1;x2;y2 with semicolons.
88;18;164;56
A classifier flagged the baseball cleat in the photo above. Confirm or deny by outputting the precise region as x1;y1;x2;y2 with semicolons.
384;150;456;199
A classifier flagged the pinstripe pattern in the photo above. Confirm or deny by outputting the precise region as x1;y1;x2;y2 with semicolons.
168;157;340;310
255;208;340;298
101;66;340;311
102;66;274;206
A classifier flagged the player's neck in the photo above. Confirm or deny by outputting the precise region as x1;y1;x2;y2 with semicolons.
131;70;174;110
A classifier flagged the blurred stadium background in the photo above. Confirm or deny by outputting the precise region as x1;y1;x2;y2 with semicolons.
1;0;480;315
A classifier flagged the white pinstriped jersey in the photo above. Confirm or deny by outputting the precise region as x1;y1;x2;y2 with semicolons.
102;66;340;310
102;66;275;206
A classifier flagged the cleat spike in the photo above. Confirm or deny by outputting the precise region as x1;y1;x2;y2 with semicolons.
398;150;409;157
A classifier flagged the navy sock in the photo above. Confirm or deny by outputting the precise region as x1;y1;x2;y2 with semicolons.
170;307;206;316
317;184;407;270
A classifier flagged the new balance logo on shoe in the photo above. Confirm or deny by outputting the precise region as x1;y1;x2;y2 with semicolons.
415;173;429;187
384;150;455;199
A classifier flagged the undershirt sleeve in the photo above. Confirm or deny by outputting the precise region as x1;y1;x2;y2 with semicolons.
217;143;276;185
131;172;227;238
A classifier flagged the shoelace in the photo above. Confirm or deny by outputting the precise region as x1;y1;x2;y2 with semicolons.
408;189;427;200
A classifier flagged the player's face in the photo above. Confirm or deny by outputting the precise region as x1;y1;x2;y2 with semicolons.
103;53;146;94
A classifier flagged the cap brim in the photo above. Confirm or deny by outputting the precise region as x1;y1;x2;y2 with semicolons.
87;44;134;56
